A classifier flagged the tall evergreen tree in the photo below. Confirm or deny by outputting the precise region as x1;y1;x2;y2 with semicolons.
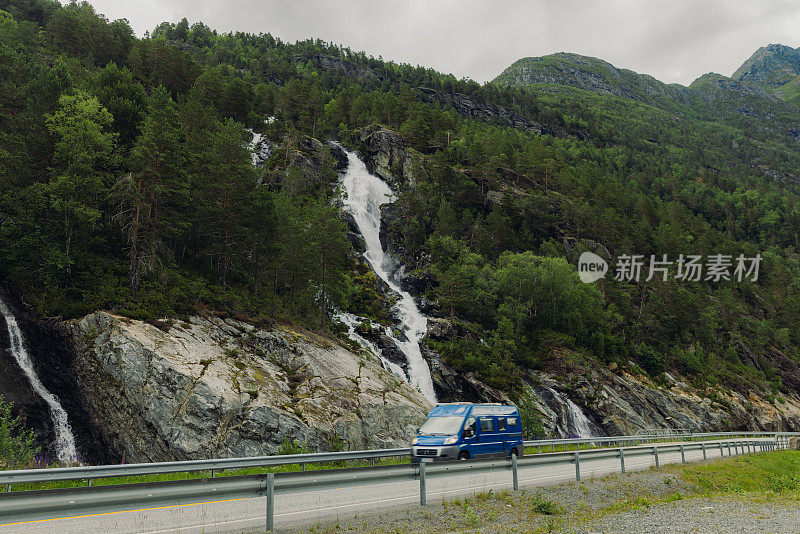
118;86;188;292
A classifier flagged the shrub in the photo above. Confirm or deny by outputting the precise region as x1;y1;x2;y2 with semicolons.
0;396;41;469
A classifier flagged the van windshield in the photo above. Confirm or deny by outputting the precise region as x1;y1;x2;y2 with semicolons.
418;416;465;436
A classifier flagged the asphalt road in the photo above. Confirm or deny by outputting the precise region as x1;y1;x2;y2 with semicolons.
0;440;765;534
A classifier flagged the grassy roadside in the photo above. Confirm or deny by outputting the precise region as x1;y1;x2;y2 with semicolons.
300;451;800;534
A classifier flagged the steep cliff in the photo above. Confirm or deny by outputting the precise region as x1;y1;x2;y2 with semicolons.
68;312;431;463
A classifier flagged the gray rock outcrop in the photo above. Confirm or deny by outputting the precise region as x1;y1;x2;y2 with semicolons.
527;364;800;437
358;124;422;187
68;312;432;463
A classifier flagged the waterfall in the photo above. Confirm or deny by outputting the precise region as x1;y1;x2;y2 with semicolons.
247;117;275;167
545;386;597;438
339;149;437;403
0;296;78;463
564;394;595;438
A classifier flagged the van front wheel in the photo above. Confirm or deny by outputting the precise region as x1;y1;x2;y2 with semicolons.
458;452;469;460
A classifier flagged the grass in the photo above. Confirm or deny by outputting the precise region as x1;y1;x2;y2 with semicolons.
676;450;800;495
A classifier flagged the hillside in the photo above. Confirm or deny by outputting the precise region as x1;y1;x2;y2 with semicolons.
2;0;800;461
492;52;691;110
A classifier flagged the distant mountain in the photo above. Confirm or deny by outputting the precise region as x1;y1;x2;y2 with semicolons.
732;43;800;87
492;48;800;144
491;53;690;109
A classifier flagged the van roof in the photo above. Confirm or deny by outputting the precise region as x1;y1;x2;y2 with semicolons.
428;404;519;417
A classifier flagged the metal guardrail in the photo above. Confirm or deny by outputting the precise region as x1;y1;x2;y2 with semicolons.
0;447;410;486
0;430;792;488
0;432;796;530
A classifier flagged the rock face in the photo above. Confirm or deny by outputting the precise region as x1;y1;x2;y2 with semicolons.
358;124;422;188
528;360;800;437
294;53;378;83
68;312;431;463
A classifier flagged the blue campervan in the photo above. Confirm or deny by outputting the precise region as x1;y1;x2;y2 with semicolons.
411;403;524;462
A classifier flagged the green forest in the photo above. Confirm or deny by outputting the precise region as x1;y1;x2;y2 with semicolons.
1;0;800;400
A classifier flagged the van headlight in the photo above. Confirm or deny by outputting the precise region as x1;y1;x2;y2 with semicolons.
443;435;458;445
412;437;419;445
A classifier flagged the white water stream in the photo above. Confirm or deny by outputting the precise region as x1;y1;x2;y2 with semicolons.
339;150;437;403
546;386;596;438
0;295;78;463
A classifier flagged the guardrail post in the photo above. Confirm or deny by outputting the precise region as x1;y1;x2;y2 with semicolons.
87;478;92;487
701;442;706;461
680;444;685;463
419;460;427;506
512;453;519;491
266;472;275;533
574;451;580;481
5;484;10;493
728;442;732;456
653;446;659;468
719;442;724;456
619;448;626;474
210;470;215;478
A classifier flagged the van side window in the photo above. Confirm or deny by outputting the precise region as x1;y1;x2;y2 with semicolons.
480;418;494;432
464;417;476;437
498;418;506;431
507;417;517;427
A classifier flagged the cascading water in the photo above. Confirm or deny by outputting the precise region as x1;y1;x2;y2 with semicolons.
0;296;78;463
339;149;437;404
546;386;596;438
564;395;595;438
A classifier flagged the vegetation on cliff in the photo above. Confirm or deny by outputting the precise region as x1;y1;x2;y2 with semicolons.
1;0;799;401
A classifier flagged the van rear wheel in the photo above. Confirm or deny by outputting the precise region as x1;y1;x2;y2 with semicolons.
510;448;518;458
458;452;469;460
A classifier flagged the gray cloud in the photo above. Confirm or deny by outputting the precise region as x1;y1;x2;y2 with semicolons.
88;0;800;85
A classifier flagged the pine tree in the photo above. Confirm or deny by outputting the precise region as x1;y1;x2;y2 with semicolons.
118;86;188;292
195;118;256;287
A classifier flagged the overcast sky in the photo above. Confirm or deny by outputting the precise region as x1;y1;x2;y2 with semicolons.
87;0;800;86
